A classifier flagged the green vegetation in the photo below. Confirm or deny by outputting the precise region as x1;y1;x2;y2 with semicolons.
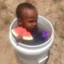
54;22;57;30
4;18;11;24
60;34;64;39
53;0;61;3
0;3;7;9
60;7;64;14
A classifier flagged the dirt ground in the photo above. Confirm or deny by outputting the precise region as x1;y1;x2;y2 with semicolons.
0;0;64;64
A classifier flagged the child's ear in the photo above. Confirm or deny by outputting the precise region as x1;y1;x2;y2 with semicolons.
17;19;22;26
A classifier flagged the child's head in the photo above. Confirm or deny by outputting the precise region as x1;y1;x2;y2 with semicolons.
16;3;38;32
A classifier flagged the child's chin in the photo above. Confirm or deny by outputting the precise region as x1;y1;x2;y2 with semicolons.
30;28;36;32
27;27;37;32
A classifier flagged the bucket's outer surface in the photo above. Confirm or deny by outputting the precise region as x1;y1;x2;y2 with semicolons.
9;16;54;64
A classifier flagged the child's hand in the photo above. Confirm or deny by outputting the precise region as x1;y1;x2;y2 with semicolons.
16;35;22;42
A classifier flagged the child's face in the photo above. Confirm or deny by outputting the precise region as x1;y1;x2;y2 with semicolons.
18;9;38;32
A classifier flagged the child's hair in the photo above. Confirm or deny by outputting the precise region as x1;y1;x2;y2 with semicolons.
16;3;36;19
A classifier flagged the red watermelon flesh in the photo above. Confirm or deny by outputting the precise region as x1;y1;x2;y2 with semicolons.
11;26;33;40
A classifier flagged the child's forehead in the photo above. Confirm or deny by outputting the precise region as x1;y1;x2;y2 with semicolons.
22;8;38;19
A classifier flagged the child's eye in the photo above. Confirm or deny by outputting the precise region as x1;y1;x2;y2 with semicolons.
29;20;33;23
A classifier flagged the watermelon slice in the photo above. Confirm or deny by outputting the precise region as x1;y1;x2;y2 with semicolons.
11;26;33;40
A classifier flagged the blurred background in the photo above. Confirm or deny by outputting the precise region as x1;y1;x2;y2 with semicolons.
0;0;64;64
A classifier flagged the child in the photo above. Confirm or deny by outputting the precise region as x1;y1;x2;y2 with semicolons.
12;3;49;44
12;3;38;42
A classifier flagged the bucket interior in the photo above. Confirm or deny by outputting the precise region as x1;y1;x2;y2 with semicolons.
10;16;53;46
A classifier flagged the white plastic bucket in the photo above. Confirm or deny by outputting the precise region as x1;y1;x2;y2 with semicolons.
9;15;54;64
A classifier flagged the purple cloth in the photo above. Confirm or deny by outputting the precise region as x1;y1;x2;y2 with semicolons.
42;30;49;40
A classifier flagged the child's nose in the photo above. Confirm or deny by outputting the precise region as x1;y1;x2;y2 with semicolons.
33;22;37;26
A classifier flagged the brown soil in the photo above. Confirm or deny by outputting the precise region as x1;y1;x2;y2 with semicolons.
0;0;64;64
